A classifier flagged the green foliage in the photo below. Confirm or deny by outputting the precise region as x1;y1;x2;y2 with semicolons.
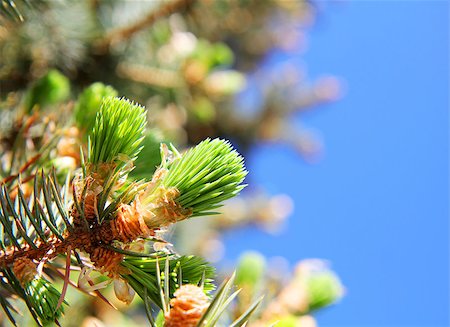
271;315;298;327
235;251;266;288
0;172;71;250
121;255;215;310
162;138;247;217
191;40;234;70
203;71;246;96
88;97;146;167
306;269;344;312
24;278;66;326
1;267;65;327
128;131;163;180
74;82;118;135
24;70;70;113
191;97;216;123
197;272;263;327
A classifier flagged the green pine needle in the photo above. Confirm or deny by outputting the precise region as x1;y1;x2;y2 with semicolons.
88;97;147;167
24;278;66;325
197;271;263;327
162;138;247;217
121;255;215;310
74;82;118;135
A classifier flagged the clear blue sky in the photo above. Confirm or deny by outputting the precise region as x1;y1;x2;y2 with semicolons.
224;1;449;326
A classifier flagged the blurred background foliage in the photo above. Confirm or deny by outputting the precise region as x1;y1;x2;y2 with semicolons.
0;0;344;326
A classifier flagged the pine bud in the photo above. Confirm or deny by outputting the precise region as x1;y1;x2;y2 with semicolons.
160;138;247;218
87;97;147;168
164;285;209;327
296;260;344;311
12;257;37;285
114;139;247;236
24;70;70;112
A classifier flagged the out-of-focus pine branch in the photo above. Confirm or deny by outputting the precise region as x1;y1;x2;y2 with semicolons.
0;0;33;22
98;0;196;50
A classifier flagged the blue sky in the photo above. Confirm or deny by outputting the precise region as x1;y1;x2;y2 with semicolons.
223;1;448;326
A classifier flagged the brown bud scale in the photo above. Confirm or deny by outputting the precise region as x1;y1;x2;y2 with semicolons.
164;285;209;327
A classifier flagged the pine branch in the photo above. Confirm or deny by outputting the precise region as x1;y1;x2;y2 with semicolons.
0;94;253;326
97;0;196;50
117;63;183;89
0;172;74;267
1;111;60;186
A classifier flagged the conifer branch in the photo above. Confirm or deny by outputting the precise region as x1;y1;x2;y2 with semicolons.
98;0;196;50
0;94;252;325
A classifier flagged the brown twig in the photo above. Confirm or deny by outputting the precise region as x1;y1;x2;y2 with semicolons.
97;0;196;51
56;246;71;310
0;220;112;268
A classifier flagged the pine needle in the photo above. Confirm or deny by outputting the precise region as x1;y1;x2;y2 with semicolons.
163;138;247;217
88;97;147;167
